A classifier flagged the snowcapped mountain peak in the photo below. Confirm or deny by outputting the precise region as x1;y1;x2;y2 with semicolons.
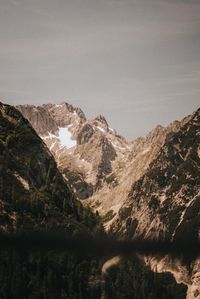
17;102;128;197
41;127;76;149
12;102;200;297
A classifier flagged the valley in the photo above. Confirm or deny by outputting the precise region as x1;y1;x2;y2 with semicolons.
0;101;199;299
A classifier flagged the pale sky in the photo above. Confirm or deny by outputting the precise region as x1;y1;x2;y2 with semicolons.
0;0;200;139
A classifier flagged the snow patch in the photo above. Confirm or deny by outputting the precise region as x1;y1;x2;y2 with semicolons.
50;141;57;151
42;128;76;148
111;142;125;150
96;125;105;133
58;127;76;148
42;132;58;140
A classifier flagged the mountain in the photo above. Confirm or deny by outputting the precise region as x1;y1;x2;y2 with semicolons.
0;102;99;233
111;109;200;240
0;102;102;298
110;108;200;299
17;102;200;299
86;119;189;228
16;103;191;226
17;103;131;200
0;101;187;299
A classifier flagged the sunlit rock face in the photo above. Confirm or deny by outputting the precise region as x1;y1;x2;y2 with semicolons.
17;103;129;200
17;102;189;218
17;102;200;298
144;256;200;299
110;108;200;298
0;102;96;233
186;259;200;299
111;108;200;240
17;103;199;235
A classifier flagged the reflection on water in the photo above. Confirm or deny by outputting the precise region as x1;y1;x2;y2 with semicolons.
0;232;199;299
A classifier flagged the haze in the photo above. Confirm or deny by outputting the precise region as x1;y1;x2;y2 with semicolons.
0;0;200;139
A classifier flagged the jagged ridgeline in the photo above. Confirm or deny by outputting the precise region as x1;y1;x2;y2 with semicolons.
0;102;102;298
0;102;191;299
0;102;99;233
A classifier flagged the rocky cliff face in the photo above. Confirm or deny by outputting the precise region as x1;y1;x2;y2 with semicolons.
16;103;198;224
17;102;200;298
111;109;200;240
0;102;98;233
0;102;104;299
17;103;130;199
85;115;190;228
110;108;200;299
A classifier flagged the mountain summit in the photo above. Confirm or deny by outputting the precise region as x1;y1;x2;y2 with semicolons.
17;103;130;199
0;102;98;233
17;102;200;299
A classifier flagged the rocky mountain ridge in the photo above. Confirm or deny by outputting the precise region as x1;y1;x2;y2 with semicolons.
111;108;200;240
1;100;185;299
17;103;192;223
0;102;98;234
110;108;200;299
0;101;105;298
17;103;131;200
16;102;200;299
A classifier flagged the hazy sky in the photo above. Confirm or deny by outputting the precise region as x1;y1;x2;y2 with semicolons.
0;0;200;139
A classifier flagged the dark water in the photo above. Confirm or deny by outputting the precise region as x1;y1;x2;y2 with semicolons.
0;232;192;299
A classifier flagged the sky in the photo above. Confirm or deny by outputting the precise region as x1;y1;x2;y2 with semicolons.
0;0;200;139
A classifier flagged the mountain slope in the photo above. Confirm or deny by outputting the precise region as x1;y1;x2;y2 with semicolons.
86;119;188;226
17;103;193;224
111;108;200;240
17;103;131;199
0;102;104;298
16;102;200;299
0;101;99;233
110;108;200;299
